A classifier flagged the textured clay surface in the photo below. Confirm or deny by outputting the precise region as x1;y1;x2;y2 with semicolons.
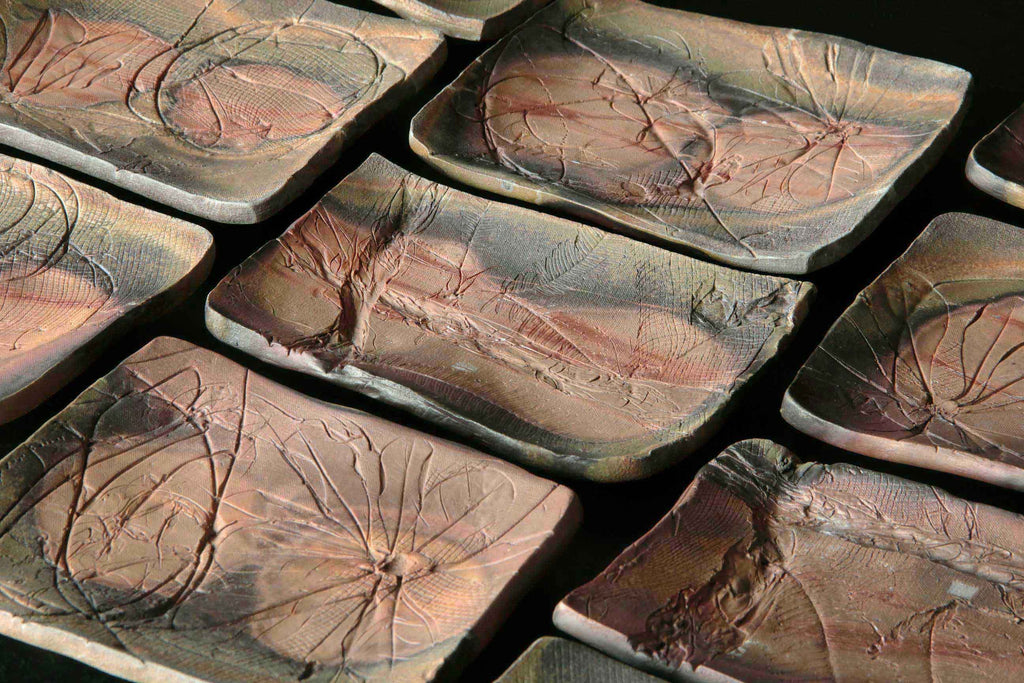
0;154;212;425
967;104;1024;209
369;0;549;40
555;439;1024;682
410;0;971;273
205;154;812;481
496;637;660;683
0;0;445;222
783;213;1024;490
0;336;579;683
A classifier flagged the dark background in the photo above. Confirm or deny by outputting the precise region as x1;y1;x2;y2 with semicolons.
0;0;1022;680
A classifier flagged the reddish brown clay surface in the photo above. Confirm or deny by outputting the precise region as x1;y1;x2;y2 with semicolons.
555;439;1024;682
0;154;212;426
0;1;445;222
411;0;971;273
0;337;580;683
369;0;550;40
967;103;1024;209
784;213;1024;491
205;154;812;481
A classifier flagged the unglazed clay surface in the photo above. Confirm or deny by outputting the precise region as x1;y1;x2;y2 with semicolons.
0;0;445;222
369;0;549;40
967;104;1024;209
205;154;812;481
783;213;1024;490
496;637;660;683
555;439;1024;682
410;0;970;273
0;337;579;683
0;154;212;425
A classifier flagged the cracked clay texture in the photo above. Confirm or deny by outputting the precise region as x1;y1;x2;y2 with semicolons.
368;0;549;41
783;213;1024;491
0;336;580;683
967;103;1024;209
0;0;445;222
555;439;1024;682
0;154;212;425
205;154;812;482
410;0;971;274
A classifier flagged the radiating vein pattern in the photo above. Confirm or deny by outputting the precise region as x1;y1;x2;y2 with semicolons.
206;154;811;481
0;153;211;425
783;213;1024;490
555;439;1024;682
411;0;970;273
0;0;444;221
0;337;578;682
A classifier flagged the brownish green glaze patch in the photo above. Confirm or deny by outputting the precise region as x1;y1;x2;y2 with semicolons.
411;0;970;273
205;154;812;481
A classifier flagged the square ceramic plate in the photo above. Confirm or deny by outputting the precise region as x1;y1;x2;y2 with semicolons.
556;439;1024;681
0;337;579;682
206;154;812;481
783;213;1024;491
411;0;970;273
0;153;212;424
0;0;445;222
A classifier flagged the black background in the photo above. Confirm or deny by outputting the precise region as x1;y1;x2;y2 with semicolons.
0;0;1022;680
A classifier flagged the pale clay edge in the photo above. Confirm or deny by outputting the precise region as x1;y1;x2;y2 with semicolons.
0;610;205;683
966;144;1024;210
373;0;546;40
552;603;741;683
780;390;1024;491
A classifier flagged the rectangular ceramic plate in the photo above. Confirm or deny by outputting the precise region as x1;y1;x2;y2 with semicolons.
783;213;1024;491
967;103;1024;208
410;0;971;273
555;439;1024;682
369;0;550;40
0;337;579;683
0;0;445;222
0;153;212;425
205;154;812;481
